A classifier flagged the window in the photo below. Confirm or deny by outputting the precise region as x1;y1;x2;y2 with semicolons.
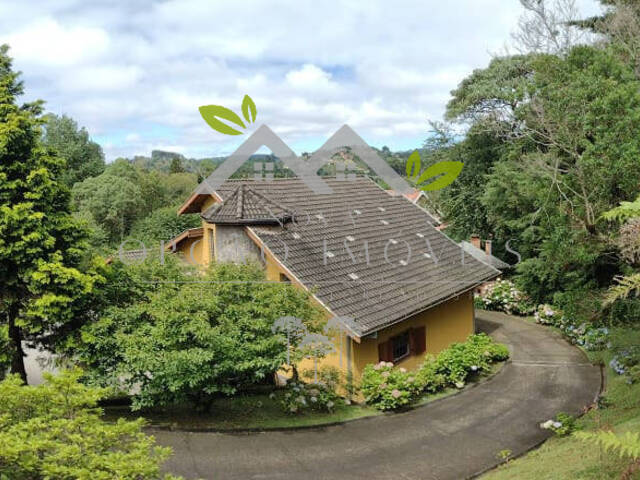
391;331;410;362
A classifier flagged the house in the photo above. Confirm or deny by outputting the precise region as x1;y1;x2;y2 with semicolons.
170;177;500;379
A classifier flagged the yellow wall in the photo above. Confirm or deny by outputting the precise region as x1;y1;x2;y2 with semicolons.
175;236;205;265
350;292;474;377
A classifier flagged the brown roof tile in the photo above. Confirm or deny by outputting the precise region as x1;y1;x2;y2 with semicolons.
211;177;499;337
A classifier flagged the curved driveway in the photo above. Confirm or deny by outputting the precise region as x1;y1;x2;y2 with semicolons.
153;311;601;480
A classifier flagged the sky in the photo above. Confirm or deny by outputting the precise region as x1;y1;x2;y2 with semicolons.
0;0;603;161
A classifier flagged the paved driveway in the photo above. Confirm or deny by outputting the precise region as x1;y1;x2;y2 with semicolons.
153;311;601;480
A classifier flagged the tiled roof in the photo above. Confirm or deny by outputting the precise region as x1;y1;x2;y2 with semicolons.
211;177;500;337
202;184;293;225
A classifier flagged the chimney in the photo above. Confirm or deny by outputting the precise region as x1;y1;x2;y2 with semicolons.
485;239;492;256
470;234;481;249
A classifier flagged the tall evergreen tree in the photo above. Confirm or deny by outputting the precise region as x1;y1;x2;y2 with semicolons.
0;44;100;382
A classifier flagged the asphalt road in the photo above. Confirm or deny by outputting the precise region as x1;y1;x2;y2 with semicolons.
152;310;601;480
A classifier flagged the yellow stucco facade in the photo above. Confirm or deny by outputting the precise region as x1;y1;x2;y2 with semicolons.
174;193;477;380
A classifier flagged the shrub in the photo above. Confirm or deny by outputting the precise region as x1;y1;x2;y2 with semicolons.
301;365;341;391
0;370;184;480
477;280;535;315
362;334;509;411
279;380;341;413
534;304;563;326
415;355;447;393
540;412;576;436
610;347;640;384
433;333;507;386
360;362;422;411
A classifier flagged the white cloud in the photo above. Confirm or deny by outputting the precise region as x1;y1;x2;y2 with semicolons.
0;0;604;160
2;18;109;67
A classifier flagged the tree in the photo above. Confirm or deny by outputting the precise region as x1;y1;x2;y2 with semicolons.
169;156;184;174
41;114;105;187
72;173;145;244
0;44;100;383
128;205;201;245
0;370;185;480
76;262;322;411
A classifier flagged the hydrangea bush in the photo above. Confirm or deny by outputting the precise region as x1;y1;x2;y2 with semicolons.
279;380;341;413
361;334;509;411
533;304;610;351
540;412;576;436
476;280;535;316
610;347;640;384
360;362;423;410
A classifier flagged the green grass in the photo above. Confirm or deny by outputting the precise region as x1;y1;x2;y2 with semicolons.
102;362;505;431
482;327;640;480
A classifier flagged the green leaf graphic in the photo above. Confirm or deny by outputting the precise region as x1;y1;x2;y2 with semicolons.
241;94;257;123
416;161;464;191
199;105;246;135
406;150;421;179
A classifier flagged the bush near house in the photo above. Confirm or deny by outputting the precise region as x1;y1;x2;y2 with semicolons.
0;370;185;480
361;333;509;411
475;280;535;316
74;261;322;411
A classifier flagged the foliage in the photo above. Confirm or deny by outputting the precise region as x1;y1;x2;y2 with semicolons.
75;262;321;411
278;380;341;414
128;205;200;245
0;44;102;382
361;334;508;411
360;362;423;411
533;303;610;351
476;280;535;315
433;333;509;385
72;173;145;243
602;195;640;223
41;114;105;187
576;430;640;478
0;370;183;480
540;412;577;436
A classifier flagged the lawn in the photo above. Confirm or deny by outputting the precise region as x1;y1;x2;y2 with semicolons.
102;362;505;431
482;327;640;480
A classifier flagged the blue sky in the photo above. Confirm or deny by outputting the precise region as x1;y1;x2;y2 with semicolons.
0;0;602;161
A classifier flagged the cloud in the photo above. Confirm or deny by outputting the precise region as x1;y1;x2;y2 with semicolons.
0;0;604;160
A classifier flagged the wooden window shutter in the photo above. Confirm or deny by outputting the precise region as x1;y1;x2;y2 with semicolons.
410;327;426;355
378;340;393;362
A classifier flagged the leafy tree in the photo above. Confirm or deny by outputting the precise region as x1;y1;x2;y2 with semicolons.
76;262;322;411
0;44;101;382
0;370;185;480
41;114;105;187
128;205;200;245
169;156;184;174
72;173;145;244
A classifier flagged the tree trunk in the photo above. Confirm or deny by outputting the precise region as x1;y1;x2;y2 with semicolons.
8;306;27;384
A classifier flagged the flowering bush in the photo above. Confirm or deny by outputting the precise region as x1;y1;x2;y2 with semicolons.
540;412;576;436
433;333;508;386
361;334;509;411
476;280;535;316
534;304;562;326
360;362;422;411
610;347;640;384
533;304;610;352
279;380;341;414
